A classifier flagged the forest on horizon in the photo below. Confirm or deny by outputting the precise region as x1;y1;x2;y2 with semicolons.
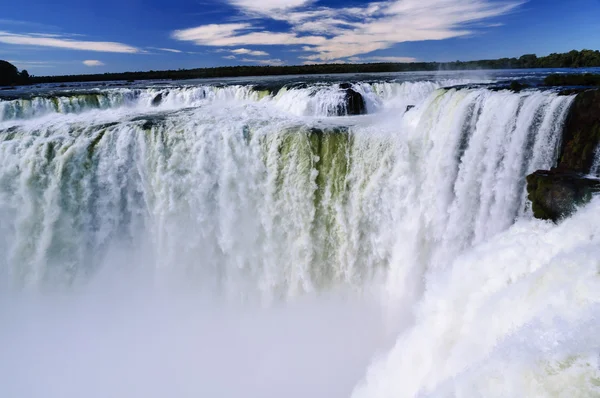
2;49;600;86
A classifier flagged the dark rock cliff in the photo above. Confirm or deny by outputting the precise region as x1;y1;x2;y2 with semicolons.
338;83;366;116
527;169;600;222
527;88;600;222
557;90;600;173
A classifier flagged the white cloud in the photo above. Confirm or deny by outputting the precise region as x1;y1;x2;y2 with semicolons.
223;55;236;59
172;23;251;43
83;60;105;66
7;60;56;68
241;58;284;66
23;33;64;38
231;48;269;56
349;56;417;63
228;0;314;16
172;23;325;47
172;0;524;62
371;56;416;63
302;60;344;65
148;47;183;53
0;31;139;53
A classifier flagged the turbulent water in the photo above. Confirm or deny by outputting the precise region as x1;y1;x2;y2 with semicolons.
0;73;598;397
591;146;600;177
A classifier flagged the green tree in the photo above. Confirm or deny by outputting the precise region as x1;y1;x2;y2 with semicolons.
519;54;538;68
0;60;20;86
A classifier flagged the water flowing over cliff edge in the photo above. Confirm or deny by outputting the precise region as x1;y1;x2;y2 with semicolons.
1;75;598;397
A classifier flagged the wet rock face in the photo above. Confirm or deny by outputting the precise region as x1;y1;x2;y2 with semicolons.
527;89;600;222
509;81;529;92
151;93;163;106
527;169;600;222
557;90;600;173
338;83;366;116
544;73;600;87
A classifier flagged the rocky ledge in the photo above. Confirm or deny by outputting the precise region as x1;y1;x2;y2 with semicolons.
526;88;600;221
527;169;600;222
338;83;366;116
557;89;600;172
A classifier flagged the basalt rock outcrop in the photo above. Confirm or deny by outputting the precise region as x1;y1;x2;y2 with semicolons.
527;88;600;221
509;81;530;92
556;89;600;172
544;73;600;87
338;83;366;116
527;169;600;222
151;93;163;106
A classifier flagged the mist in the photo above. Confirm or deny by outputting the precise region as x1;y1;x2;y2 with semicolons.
0;283;388;398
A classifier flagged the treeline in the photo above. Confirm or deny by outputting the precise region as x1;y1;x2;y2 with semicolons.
0;60;30;86
5;49;600;85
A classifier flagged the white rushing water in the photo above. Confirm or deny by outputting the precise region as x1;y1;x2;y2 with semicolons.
590;145;600;177
0;79;474;121
0;79;598;397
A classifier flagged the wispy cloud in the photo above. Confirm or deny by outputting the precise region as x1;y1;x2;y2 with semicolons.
83;60;105;66
171;23;325;47
0;31;140;53
231;48;269;56
241;58;284;66
0;19;60;31
229;0;314;16
172;0;524;62
7;60;57;68
347;56;417;63
223;55;237;59
148;47;183;53
302;60;344;65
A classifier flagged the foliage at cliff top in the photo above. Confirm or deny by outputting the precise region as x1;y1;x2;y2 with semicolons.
0;60;29;86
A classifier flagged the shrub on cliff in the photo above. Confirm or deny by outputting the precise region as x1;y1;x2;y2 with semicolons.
0;60;30;86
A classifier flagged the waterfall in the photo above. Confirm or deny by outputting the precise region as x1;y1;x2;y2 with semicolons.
353;197;600;398
590;145;600;176
0;85;260;122
1;80;598;397
0;87;573;293
0;79;478;122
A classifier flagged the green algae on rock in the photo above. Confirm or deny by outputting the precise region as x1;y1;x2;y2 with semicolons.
527;169;600;222
557;90;600;173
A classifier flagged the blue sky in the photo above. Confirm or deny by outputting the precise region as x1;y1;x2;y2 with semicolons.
1;0;599;75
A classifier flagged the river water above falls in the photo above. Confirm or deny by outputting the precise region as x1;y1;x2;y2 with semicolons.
0;71;598;398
